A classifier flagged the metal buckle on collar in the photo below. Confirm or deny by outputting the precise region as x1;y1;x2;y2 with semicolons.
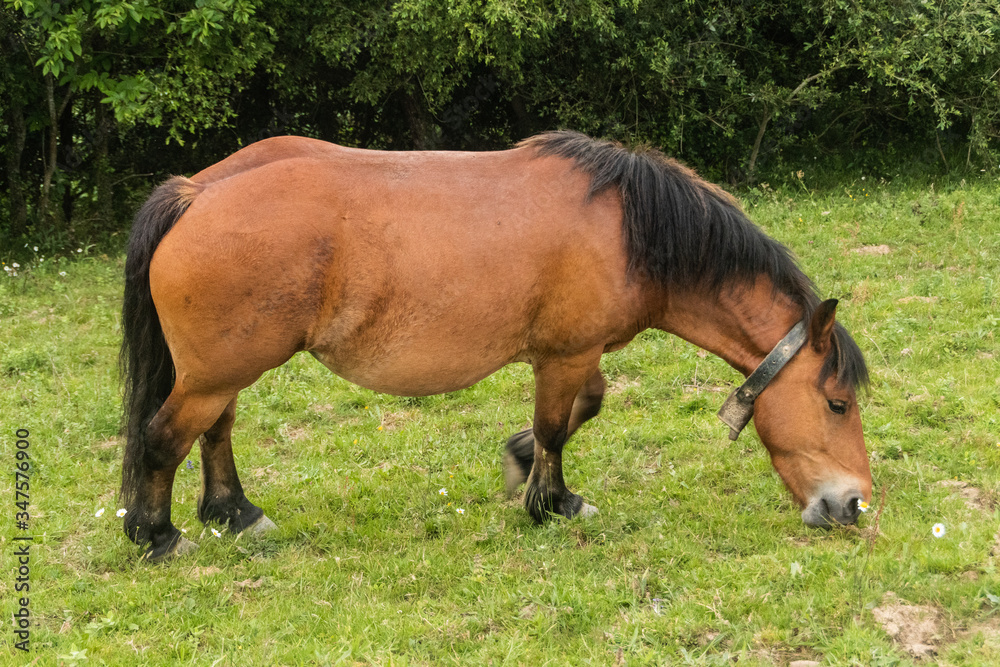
717;321;808;441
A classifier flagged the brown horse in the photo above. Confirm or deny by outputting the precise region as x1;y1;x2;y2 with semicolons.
120;131;871;561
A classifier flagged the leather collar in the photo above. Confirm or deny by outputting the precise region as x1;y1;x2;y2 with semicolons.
716;321;808;440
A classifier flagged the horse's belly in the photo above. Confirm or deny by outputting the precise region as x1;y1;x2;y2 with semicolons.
305;287;535;396
309;346;518;397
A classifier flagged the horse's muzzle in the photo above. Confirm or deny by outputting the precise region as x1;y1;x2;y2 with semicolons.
801;489;865;527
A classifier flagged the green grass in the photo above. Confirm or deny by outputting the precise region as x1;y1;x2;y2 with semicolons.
2;174;999;666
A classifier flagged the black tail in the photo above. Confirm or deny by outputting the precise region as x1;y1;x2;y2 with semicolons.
119;177;204;509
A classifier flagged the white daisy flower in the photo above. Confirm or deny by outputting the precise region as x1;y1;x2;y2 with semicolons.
95;508;105;517
211;528;222;538
932;523;945;538
438;487;447;496
116;508;128;517
456;508;465;515
858;501;869;513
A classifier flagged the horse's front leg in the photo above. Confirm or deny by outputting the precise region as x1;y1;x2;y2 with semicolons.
505;367;606;497
523;352;603;523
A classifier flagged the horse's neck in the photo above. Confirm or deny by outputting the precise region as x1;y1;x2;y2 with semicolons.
653;279;803;377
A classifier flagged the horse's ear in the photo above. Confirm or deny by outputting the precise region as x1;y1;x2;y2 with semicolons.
809;299;838;354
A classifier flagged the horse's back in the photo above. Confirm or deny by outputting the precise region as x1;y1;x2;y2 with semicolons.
151;146;643;396
190;136;346;185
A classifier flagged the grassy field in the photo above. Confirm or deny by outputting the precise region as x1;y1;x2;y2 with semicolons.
2;172;999;666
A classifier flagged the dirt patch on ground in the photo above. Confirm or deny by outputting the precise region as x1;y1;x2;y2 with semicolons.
935;479;991;513
252;466;279;482
94;437;120;451
279;425;310;442
379;409;416;431
682;383;726;394
234;577;264;589
852;244;892;255
309;404;363;426
607;375;640;394
872;592;944;658
519;602;572;620
191;566;222;578
959;617;1000;649
898;296;939;304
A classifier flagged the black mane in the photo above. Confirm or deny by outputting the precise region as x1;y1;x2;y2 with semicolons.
521;130;868;390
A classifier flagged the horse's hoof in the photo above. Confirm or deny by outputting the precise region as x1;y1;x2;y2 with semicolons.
144;536;198;562
578;503;599;518
243;514;278;535
173;536;200;555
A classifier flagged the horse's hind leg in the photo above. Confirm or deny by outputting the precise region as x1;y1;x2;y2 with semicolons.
123;390;233;561
521;355;603;522
197;396;276;534
505;367;606;497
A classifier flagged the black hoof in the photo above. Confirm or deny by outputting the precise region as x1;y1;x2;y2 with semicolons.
198;493;264;533
503;428;535;496
126;519;193;562
242;514;278;535
144;532;198;562
524;484;587;524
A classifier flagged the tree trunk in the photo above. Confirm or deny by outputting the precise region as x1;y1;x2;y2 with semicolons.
60;96;75;226
3;100;28;237
39;73;72;230
746;70;840;182
747;109;772;182
94;98;114;229
402;91;434;149
40;74;58;226
510;94;533;142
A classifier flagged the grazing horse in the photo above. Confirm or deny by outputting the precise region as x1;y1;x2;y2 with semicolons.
120;131;871;561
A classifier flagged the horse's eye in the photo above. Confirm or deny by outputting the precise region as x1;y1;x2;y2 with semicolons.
828;400;847;415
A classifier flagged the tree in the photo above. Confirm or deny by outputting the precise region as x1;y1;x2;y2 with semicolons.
1;0;272;245
2;0;998;251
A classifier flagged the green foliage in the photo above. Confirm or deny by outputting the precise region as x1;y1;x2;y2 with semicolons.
1;0;999;250
9;0;271;133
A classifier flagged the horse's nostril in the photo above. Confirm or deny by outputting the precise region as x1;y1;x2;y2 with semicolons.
845;495;864;522
817;497;833;527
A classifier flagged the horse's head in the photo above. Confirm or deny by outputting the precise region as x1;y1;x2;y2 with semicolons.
752;300;871;526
